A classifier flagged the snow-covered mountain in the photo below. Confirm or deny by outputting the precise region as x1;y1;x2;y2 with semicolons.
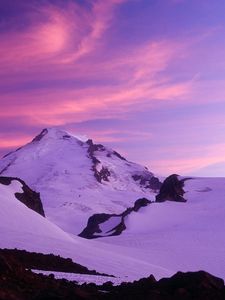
0;128;160;234
0;129;225;282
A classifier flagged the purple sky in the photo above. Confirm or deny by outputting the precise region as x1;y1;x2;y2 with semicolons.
1;0;225;176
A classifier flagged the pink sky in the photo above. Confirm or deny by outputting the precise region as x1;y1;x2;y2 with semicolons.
1;0;225;176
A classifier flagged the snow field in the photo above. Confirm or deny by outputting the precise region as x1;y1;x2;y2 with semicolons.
32;270;126;285
98;177;225;280
0;180;172;280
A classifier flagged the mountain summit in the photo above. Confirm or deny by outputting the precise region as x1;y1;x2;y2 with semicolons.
0;128;160;234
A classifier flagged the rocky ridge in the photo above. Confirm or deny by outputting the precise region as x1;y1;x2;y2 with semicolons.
0;249;225;300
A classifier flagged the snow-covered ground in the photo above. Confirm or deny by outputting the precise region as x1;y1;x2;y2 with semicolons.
1;177;225;282
32;270;125;285
0;179;171;280
97;177;225;280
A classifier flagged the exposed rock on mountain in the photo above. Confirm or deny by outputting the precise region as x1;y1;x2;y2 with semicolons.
155;174;189;203
31;128;48;142
86;139;111;183
0;176;45;216
132;174;161;191
79;198;151;239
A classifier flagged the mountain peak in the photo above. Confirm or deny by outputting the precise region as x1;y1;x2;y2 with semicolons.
32;128;76;143
0;127;160;234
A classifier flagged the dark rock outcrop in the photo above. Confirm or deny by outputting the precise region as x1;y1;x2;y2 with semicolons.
79;213;113;238
155;174;189;203
86;139;111;183
133;198;151;211
96;167;111;182
105;271;225;300
0;176;45;217
31;128;48;142
86;139;160;190
156;270;225;298
79;198;151;239
1;250;225;300
112;150;127;161
0;248;106;276
0;250;102;300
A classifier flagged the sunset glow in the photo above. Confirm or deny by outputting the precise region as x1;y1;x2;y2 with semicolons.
1;0;225;176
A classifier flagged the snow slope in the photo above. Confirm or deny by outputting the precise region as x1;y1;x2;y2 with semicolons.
97;177;225;280
1;177;224;281
0;128;159;234
0;180;171;280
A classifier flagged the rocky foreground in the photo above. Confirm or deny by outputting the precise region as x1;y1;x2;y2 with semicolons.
1;249;225;300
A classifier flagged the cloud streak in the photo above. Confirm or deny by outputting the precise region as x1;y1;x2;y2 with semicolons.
0;0;127;70
0;38;192;127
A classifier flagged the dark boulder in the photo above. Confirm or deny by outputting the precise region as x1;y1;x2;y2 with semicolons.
155;174;187;203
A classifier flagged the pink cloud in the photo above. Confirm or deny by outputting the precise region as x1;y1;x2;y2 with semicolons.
146;143;225;175
0;0;126;69
0;35;192;128
0;135;32;149
0;6;70;67
61;0;127;63
0;79;191;126
0;0;194;126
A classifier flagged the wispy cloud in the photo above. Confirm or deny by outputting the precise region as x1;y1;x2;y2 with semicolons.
0;0;126;69
0;37;192;127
